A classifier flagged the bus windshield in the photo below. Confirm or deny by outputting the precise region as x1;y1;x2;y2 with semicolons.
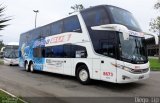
108;6;142;32
119;34;148;64
4;46;19;58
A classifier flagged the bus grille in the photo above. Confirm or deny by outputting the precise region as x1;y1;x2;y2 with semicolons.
130;68;149;74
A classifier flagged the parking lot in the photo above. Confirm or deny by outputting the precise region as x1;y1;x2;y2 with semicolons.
0;65;160;103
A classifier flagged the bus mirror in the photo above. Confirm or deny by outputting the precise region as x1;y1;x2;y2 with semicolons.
144;33;159;45
91;24;129;40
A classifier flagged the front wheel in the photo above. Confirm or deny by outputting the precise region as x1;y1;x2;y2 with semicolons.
77;65;91;85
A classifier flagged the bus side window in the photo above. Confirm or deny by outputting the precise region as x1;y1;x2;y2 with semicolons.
63;16;82;33
33;48;42;58
41;48;45;58
45;47;54;58
54;45;64;58
71;45;87;58
99;33;117;58
40;25;51;38
19;51;22;57
81;7;110;27
63;44;71;58
50;21;63;35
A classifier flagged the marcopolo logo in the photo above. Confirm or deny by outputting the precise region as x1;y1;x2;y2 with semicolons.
129;30;144;37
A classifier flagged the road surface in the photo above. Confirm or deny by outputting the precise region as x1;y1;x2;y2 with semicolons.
0;65;160;103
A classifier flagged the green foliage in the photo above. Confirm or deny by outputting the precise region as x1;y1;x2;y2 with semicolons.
0;90;25;103
0;40;4;50
149;0;160;34
71;4;85;12
149;0;160;62
154;0;160;10
149;17;160;34
0;59;3;65
149;58;160;71
0;4;11;30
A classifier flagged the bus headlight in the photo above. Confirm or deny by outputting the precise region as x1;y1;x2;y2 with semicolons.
123;66;132;72
117;65;132;72
112;63;133;73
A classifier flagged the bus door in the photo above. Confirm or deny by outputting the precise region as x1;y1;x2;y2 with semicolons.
100;41;117;82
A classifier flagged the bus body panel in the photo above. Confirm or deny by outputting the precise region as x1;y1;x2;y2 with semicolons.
117;69;150;83
19;5;151;84
4;58;19;65
63;58;73;75
116;62;150;83
100;57;117;83
92;58;101;80
43;58;64;74
73;58;93;78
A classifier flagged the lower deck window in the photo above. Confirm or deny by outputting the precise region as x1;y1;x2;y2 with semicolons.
33;44;87;58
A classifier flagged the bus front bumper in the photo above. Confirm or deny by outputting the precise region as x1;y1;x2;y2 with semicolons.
116;69;150;83
4;58;19;65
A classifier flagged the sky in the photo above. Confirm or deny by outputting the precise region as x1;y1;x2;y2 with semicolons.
0;0;159;44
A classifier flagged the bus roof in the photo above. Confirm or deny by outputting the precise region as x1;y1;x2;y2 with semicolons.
80;5;131;14
20;5;130;36
6;42;19;46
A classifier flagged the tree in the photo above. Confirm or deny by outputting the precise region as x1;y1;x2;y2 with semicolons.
71;4;85;12
0;4;11;30
154;0;160;10
0;40;4;50
149;17;160;34
149;0;160;61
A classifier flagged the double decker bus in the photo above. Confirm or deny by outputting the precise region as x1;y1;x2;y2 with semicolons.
19;5;158;84
4;42;19;65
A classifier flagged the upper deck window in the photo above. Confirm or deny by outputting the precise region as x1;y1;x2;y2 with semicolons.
107;6;142;32
63;16;82;33
81;7;110;27
51;21;63;35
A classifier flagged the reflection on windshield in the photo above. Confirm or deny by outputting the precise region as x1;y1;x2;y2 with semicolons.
4;48;18;58
108;6;141;32
119;34;148;64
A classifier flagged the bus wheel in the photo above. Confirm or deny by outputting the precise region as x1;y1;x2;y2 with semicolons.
25;62;29;72
29;63;34;73
77;65;91;85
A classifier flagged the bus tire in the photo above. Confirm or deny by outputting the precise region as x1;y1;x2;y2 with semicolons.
76;65;91;85
25;62;29;72
29;62;34;73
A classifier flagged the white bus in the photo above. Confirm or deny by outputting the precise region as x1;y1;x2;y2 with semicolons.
4;42;19;66
19;5;158;84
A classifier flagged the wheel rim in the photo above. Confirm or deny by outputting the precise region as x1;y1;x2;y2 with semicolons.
30;64;34;72
25;63;28;71
79;69;88;82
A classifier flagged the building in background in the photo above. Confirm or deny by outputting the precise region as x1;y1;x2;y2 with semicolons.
146;37;159;56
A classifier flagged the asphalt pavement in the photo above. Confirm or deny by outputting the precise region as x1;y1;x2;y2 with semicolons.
0;65;160;103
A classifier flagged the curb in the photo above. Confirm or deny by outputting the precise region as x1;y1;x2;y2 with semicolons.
0;88;28;103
